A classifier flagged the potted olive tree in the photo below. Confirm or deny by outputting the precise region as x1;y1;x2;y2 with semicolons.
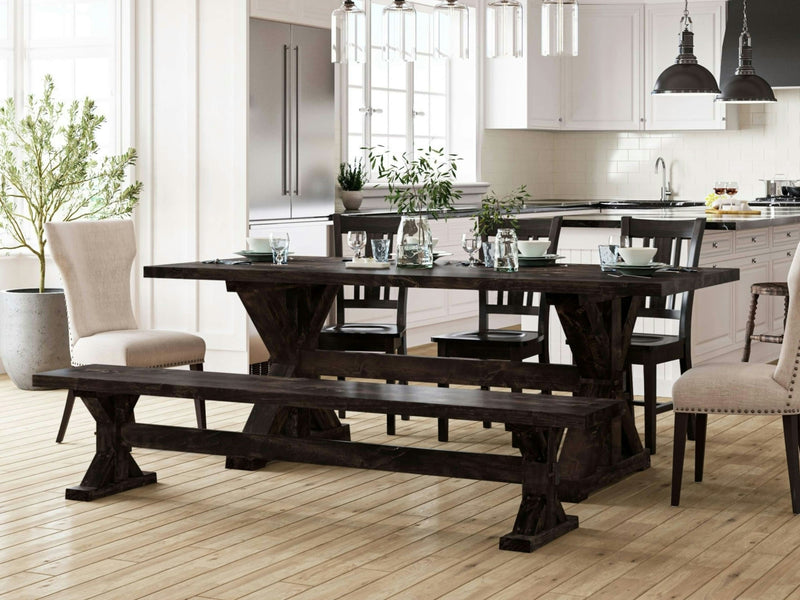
0;76;141;389
369;146;461;268
337;159;367;211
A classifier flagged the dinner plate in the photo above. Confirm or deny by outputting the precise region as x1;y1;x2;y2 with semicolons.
607;261;669;270
518;254;565;267
235;250;274;262
345;260;391;270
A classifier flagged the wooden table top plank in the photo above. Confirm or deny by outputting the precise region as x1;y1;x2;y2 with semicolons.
33;365;622;430
143;258;739;296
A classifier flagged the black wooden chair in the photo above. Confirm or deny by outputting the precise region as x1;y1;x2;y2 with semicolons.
430;216;563;442
319;213;409;435
620;216;705;455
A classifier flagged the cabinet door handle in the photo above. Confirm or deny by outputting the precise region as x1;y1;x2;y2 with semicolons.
712;241;719;248
712;264;717;268
788;251;793;257
751;237;758;243
787;232;793;238
752;258;758;264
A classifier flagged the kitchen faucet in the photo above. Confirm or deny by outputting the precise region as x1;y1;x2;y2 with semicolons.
655;157;672;203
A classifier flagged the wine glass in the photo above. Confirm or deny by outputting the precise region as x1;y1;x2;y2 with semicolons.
462;232;480;267
726;181;738;200
713;180;727;195
347;230;367;260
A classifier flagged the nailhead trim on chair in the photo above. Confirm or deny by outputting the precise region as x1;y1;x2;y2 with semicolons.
678;407;800;414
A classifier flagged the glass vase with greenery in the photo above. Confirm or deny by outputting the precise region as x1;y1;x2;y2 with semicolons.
369;146;461;268
0;75;142;292
473;185;530;266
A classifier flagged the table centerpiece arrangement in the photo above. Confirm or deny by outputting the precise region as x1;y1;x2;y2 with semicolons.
337;158;367;211
369;146;461;268
472;185;530;267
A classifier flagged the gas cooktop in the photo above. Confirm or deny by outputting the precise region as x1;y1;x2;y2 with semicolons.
750;196;800;207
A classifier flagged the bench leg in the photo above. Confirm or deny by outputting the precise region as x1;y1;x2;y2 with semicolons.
66;394;156;501
500;427;578;552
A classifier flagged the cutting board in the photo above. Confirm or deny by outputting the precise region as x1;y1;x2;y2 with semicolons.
705;208;762;215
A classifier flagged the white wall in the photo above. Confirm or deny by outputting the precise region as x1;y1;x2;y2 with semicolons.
482;89;800;201
134;0;249;373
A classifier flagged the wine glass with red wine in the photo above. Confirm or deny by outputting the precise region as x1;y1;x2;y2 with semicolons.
713;181;727;195
726;181;738;200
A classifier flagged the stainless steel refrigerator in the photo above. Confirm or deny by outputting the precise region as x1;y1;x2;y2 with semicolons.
248;18;335;222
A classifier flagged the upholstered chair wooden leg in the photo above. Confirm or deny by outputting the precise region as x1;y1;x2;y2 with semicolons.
189;363;207;429
386;414;396;436
782;414;800;514
338;410;347;418
55;389;75;443
694;414;707;482
671;412;689;507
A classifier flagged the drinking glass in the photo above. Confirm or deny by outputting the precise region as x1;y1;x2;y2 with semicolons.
269;232;290;265
713;180;727;195
347;230;367;260
461;232;480;267
726;181;738;199
371;238;391;263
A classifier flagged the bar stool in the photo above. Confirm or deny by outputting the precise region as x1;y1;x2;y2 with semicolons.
742;282;789;362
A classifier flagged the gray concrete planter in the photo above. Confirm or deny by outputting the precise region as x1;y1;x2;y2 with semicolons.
0;288;70;390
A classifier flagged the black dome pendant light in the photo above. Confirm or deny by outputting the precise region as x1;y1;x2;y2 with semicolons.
652;0;720;95
716;0;776;103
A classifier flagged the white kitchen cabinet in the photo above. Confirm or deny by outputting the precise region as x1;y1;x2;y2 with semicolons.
485;1;729;132
249;0;338;28
562;4;643;131
484;0;562;130
645;2;727;130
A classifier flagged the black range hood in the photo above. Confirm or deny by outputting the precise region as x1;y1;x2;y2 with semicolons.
721;0;800;88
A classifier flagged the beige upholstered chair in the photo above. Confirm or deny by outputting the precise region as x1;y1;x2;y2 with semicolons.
46;220;206;443
671;242;800;514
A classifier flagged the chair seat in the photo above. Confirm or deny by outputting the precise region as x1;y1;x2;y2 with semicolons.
751;282;789;296
72;329;206;368
627;333;685;363
432;329;542;347
320;323;402;338
673;362;793;414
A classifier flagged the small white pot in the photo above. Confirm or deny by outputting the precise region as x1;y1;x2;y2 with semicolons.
340;190;364;211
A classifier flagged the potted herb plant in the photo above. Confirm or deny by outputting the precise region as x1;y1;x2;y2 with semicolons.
473;185;530;265
338;159;367;211
0;76;141;389
369;146;461;268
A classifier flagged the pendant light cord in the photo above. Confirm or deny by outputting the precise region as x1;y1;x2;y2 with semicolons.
742;0;748;33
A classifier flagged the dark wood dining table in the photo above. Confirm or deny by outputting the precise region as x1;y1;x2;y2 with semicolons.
144;257;738;502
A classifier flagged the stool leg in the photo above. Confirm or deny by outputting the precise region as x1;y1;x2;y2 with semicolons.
742;293;759;362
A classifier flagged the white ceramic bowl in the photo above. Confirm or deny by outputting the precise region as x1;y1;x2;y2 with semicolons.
617;246;657;266
517;239;550;258
247;237;272;252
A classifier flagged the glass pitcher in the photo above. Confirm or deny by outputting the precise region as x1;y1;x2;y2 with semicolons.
494;228;518;272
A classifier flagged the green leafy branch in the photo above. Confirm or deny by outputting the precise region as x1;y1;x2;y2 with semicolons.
367;146;461;218
474;185;531;238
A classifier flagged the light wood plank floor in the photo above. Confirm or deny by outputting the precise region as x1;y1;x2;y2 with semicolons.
3;360;800;599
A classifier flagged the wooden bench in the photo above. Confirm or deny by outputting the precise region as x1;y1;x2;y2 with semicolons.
34;365;624;553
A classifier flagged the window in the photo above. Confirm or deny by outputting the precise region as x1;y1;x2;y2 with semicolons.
345;0;477;181
0;0;119;153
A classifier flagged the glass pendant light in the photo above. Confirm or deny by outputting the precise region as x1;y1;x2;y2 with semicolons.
541;0;578;57
486;0;523;59
433;0;469;60
652;0;720;95
716;0;776;103
383;0;417;62
331;0;366;64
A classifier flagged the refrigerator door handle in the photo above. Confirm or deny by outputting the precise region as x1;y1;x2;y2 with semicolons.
282;44;290;197
294;45;300;197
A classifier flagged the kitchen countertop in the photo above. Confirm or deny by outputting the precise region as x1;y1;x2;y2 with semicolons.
338;203;800;231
